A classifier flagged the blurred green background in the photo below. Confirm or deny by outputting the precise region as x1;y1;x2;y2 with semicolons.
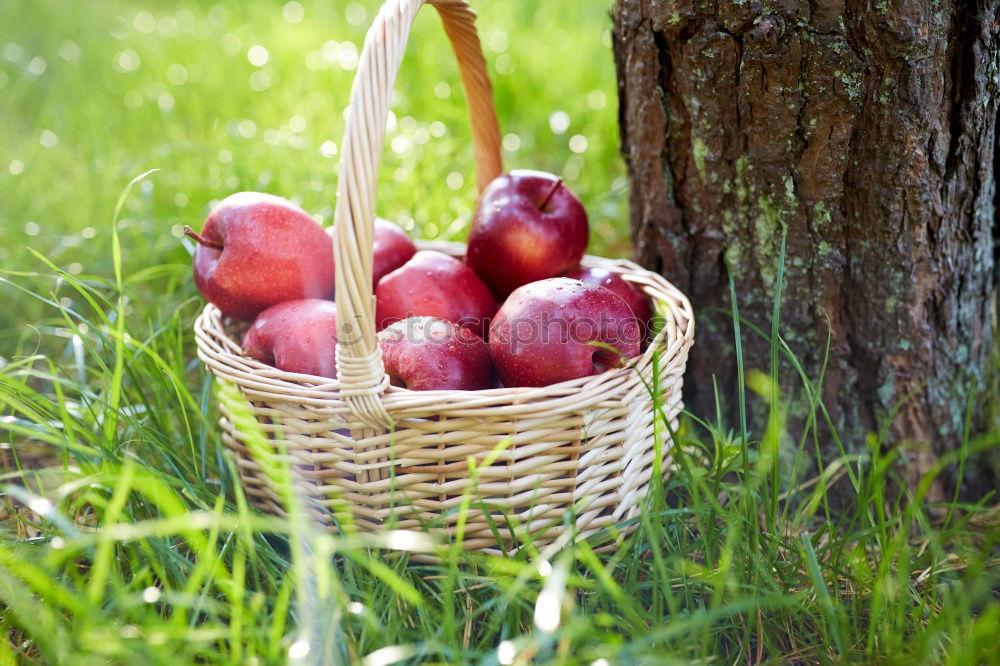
0;0;625;348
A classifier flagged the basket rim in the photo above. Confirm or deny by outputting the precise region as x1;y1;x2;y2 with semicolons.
194;239;695;410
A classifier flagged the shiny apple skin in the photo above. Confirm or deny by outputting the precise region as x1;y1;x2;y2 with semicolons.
563;266;652;331
192;192;334;320
488;277;641;387
467;170;588;298
378;317;496;391
242;299;338;379
327;217;416;288
375;250;497;338
372;218;418;287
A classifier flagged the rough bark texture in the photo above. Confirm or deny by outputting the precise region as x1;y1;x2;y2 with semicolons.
613;0;1000;494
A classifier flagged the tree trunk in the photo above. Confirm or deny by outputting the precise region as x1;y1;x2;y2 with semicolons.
612;0;999;494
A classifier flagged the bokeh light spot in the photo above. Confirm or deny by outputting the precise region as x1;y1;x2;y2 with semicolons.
502;133;521;152
175;10;196;33
283;1;305;24
157;16;178;38
497;641;515;665
345;3;366;26
3;43;25;62
27;56;47;75
549;110;570;134
249;70;272;91
157;92;175;111
119;625;141;639
288;640;309;660
247;45;269;67
587;90;607;109
208;5;228;26
39;130;58;148
221;33;241;56
133;10;156;34
166;63;188;85
487;30;509;53
390;136;410;155
569;134;588;153
115;49;141;72
337;42;358;70
495;54;515;75
305;51;324;71
322;40;339;63
59;40;81;62
238;119;257;138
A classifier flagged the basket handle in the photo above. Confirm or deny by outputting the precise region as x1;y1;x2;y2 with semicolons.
333;0;503;427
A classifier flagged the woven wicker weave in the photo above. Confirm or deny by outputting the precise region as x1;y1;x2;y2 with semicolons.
193;0;694;553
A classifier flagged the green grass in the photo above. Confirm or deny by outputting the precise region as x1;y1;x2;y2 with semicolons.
2;1;999;664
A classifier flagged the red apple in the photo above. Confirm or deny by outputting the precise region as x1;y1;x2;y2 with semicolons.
375;250;496;338
488;277;641;387
185;192;334;320
329;217;417;288
373;218;417;286
564;266;652;332
242;299;338;378
467;170;588;298
378;317;495;391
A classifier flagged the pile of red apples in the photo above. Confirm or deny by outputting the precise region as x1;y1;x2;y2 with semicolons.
186;170;652;391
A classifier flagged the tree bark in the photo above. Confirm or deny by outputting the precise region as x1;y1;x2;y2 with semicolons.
612;0;1000;494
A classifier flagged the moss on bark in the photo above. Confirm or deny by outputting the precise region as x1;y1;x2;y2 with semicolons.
613;0;1000;495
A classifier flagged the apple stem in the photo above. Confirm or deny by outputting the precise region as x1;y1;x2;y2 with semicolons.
183;225;224;251
538;178;563;210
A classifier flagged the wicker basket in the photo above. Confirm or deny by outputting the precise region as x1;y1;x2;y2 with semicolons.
193;0;695;553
